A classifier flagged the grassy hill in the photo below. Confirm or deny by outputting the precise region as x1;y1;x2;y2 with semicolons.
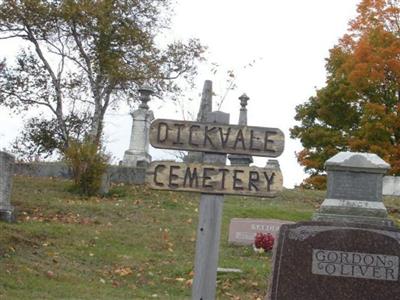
0;176;399;299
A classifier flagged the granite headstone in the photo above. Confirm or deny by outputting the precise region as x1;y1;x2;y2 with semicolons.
228;218;294;245
313;152;393;226
267;222;400;300
0;151;15;222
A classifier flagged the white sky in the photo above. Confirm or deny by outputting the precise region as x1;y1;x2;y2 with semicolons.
0;0;361;188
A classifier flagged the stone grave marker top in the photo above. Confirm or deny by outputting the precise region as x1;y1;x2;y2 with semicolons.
325;152;390;173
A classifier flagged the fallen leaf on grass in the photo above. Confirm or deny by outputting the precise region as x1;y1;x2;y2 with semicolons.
112;280;120;287
162;229;169;242
114;267;133;277
46;270;55;278
162;276;173;281
224;292;234;297
175;277;185;282
185;279;193;287
80;218;92;225
251;282;258;287
223;283;232;289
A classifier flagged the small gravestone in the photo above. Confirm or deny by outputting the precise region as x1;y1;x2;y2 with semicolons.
228;218;294;245
267;222;400;300
313;152;393;226
0;151;15;222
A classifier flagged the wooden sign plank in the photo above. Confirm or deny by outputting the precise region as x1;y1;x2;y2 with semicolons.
146;161;283;197
149;119;284;157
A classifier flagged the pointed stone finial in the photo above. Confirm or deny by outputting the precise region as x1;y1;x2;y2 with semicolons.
138;85;154;109
196;80;213;122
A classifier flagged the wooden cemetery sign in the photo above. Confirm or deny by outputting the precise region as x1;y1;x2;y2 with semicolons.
149;119;284;157
146;112;285;299
147;161;283;197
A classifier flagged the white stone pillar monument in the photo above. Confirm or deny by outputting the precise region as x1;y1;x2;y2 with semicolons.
0;151;15;222
123;87;154;167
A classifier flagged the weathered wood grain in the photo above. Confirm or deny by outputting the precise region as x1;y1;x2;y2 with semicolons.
146;161;283;197
191;111;228;300
149;119;285;157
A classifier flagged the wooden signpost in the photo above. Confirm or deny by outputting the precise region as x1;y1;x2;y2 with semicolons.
146;112;285;300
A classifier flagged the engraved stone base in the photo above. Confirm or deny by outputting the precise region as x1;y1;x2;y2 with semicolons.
313;198;394;226
0;207;15;223
122;151;151;168
313;213;394;227
317;198;389;217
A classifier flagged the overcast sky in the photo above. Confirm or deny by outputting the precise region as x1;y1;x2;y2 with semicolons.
0;0;361;188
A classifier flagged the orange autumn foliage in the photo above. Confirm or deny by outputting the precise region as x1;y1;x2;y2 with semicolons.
291;0;400;189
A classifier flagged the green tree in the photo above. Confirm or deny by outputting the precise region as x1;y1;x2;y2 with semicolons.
11;113;91;160
291;0;400;189
0;0;204;158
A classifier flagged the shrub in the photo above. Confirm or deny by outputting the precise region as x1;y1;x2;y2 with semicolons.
64;140;109;196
